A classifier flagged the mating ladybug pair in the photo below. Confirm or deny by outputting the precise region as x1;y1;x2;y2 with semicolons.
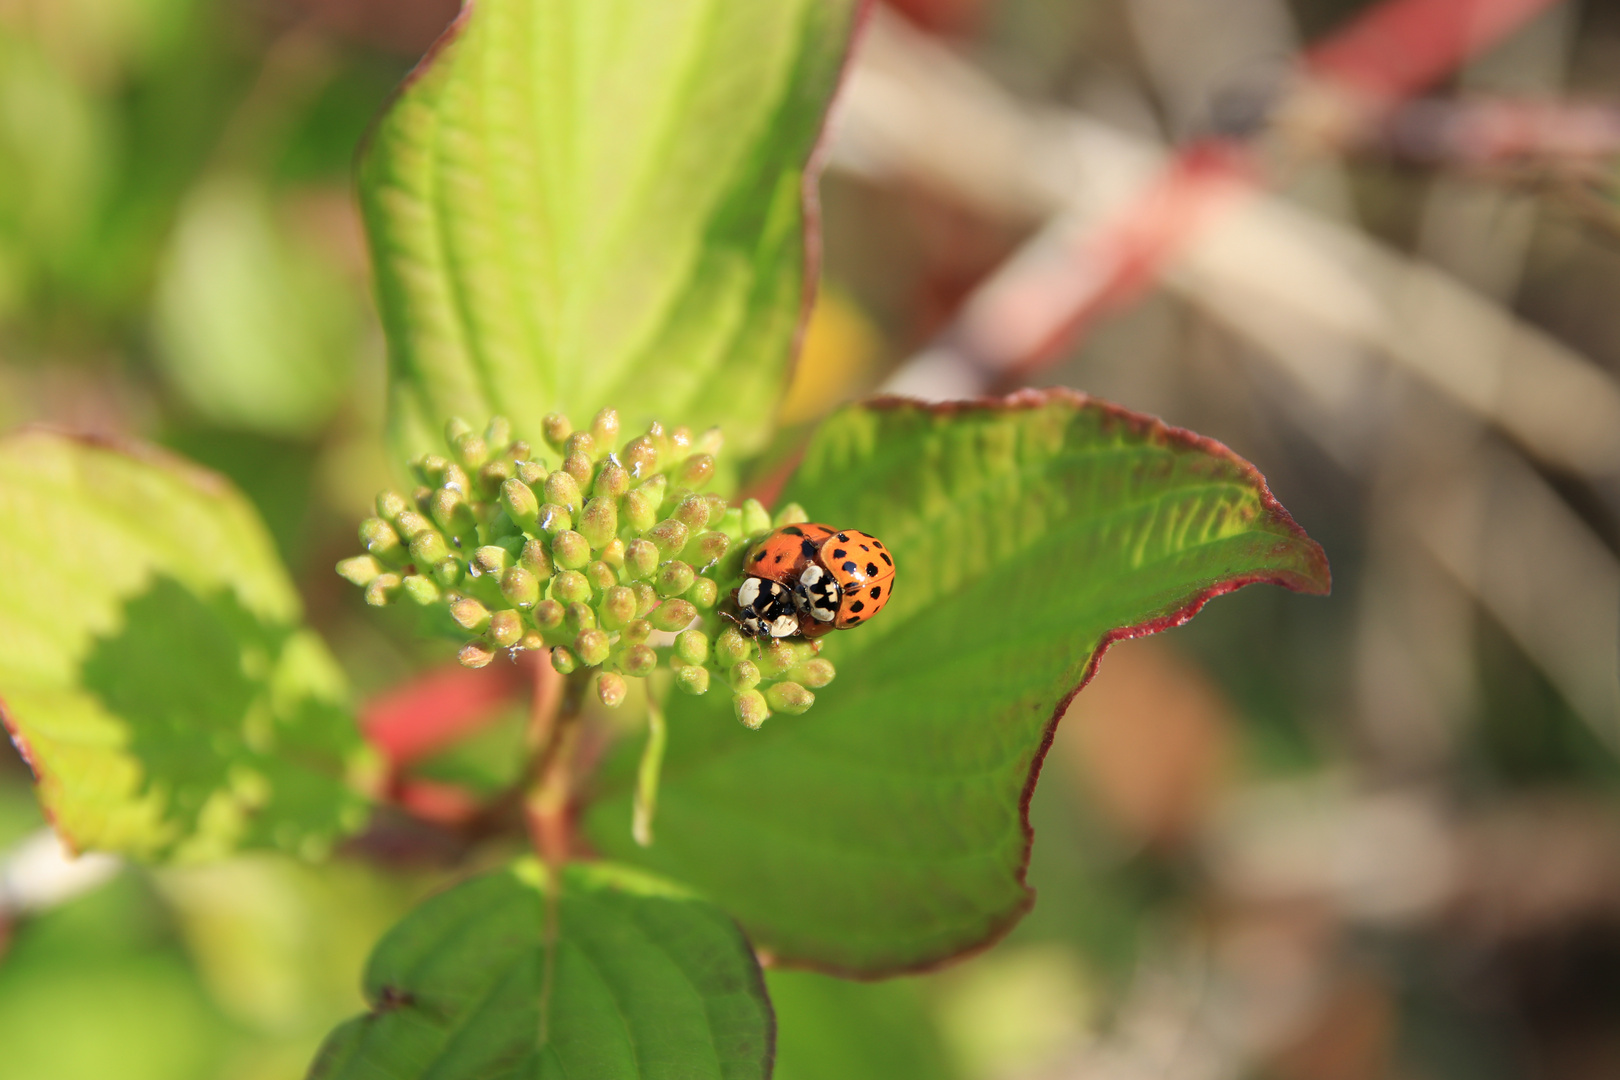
732;523;896;639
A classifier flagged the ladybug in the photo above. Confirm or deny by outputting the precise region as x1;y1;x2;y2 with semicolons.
734;523;895;638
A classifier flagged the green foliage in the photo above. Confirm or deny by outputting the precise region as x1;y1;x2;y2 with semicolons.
0;432;373;861
769;970;961;1080
358;0;861;459
310;861;774;1080
586;391;1330;973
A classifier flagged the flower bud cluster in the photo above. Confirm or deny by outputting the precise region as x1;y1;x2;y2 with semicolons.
337;410;835;725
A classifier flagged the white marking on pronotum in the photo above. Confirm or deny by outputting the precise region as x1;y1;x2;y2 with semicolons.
768;613;798;637
737;577;760;607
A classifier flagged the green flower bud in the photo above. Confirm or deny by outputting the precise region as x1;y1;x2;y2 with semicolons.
668;426;693;459
733;690;769;729
566;601;596;633
478;458;514;500
460;641;496;669
622;643;657;676
520;538;553;582
758;639;815;678
450;597;490;633
792;658;837;689
454;434;488;471
551;647;578;674
412;486;435;515
551;530;591;570
552;570;592;604
687;576;719;609
432;559;463;587
624;538;659;580
516;460;547;487
675;629;710;666
729;660;762;691
579;497;618;549
677;453;715;490
715;627;752;668
563;451;593;484
445;417;474;444
543;413;572;451
575;629;610;667
472;545;511;577
772;502;809;528
337;555;381;586
408;528;450;567
364;573;402;606
630;581;658;616
586;560;617;593
676;665;711;696
500;478;540;531
650;598;697;632
600;537;626;568
485;416;512;448
544;470;582;513
623;486;659;534
490;609;524;647
741;498;771;536
590;407;619;449
647;518;689;556
531;599;565;630
520;629;545;651
766;681;815;715
376;490;410;521
639;473;669;509
500;566;540;608
402;574;440;605
623;436;657;478
413;453;450;487
600;585;636;629
673;494;711;531
694;426;724;457
538;503;572;536
508;440;531;460
598;672;628;708
621;619;653;645
564;431;595;462
688;531;730;566
359;517;404;562
657;560;695;598
394;509;433;540
594;461;630;500
430;487;476;537
441;462;472;495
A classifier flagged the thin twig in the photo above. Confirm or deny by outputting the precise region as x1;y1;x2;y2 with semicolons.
632;695;668;847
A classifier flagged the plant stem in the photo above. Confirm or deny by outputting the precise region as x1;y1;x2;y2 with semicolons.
632;695;667;847
525;671;585;867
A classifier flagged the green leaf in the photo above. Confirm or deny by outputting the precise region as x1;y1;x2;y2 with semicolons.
309;860;774;1080
0;432;374;862
586;389;1330;973
359;0;862;459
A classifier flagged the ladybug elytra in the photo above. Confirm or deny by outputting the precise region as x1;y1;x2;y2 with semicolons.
732;523;895;638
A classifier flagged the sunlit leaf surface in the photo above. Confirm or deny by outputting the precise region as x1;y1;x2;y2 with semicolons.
0;432;373;862
310;861;773;1080
588;390;1330;973
360;0;861;458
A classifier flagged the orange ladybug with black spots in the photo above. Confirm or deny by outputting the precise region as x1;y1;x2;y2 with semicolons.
735;523;896;639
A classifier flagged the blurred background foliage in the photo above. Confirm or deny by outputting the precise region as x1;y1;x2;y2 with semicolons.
4;0;1620;1077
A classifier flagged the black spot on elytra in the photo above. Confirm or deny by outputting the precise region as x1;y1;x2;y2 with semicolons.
866;562;879;576
836;533;849;541
850;601;865;613
843;583;860;595
801;539;817;557
842;561;857;573
773;553;784;564
783;526;804;536
847;614;861;623
872;540;883;549
880;552;892;566
752;551;766;563
870;586;881;599
859;543;869;551
832;548;846;559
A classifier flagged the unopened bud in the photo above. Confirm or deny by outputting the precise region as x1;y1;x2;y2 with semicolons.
630;581;658;616
364;573;402;606
454;434;488;471
758;639;814;678
552;570;591;604
500;566;540;608
432;559;462;586
430;488;475;536
733;690;769;729
772;502;808;528
792;658;837;689
575;629;610;667
657;560;695;598
551;647;578;674
586;560;617;593
445;417;474;444
623;436;657;478
564;431;595;461
593;461;630;499
647;519;689;556
537;503;571;537
413;453;450;487
600;537;625;567
597;672;628;708
622;643;657;676
590;407;619;448
676;665;710;696
563;451;592;484
729;660;762;691
375;490;410;521
668;426;693;459
441;462;471;495
686;576;719;608
337;555;381;586
516;460;547;487
624;487;660;533
485;416;512;447
450;597;490;632
579;497;618;549
544;470;582;512
688;531;729;566
715;628;752;667
741;498;771;536
459;641;496;669
472;545;511;577
677;453;715;490
542;412;572;452
673;494;712;531
531;599;565;630
766;681;815;715
621;619;653;645
675;629;710;666
520;629;545;651
551;530;590;570
566;602;596;633
394;509;432;540
650;598;697;632
359;517;404;562
694;427;724;457
402;574;440;605
478;458;514;500
408;529;450;567
489;609;524;647
520;538;553;582
600;586;636;629
624;539;659;580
